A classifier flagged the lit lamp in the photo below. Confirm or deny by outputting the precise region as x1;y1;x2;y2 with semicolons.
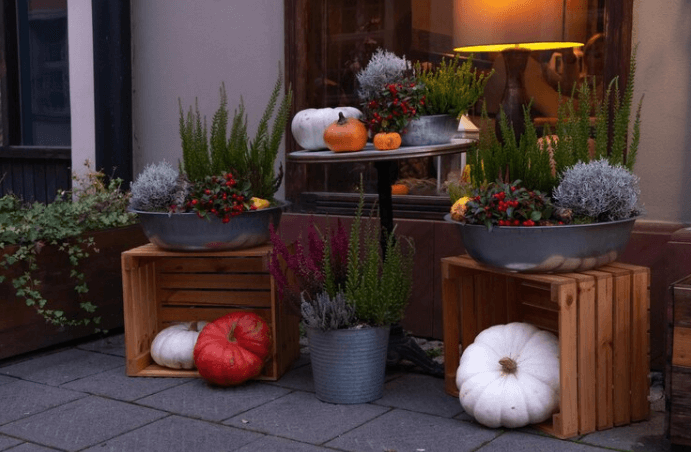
453;0;583;139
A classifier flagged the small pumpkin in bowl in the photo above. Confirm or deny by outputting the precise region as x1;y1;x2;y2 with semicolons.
391;184;409;195
373;132;402;151
323;112;368;153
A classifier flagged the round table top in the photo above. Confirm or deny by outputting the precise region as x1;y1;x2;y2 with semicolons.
286;138;476;164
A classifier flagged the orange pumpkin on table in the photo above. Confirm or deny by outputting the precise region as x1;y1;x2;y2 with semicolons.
323;112;368;152
373;132;401;151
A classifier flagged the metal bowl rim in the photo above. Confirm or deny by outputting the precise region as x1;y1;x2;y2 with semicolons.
443;213;643;230
129;199;291;216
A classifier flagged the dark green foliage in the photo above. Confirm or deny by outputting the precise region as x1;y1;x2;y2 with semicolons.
179;99;211;182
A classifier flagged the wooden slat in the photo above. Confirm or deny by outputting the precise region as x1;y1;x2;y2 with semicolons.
157;273;271;290
670;368;691;446
159;289;272;307
158;306;270;324
570;273;597;434
521;305;559;334
157;256;266;273
442;262;462;396
554;280;580;439
673;328;691;367
672;285;691;328
630;267;651;421
460;273;477;350
606;265;632;426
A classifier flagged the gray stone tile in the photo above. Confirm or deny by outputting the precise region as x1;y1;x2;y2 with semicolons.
325;409;500;452
235;436;334;452
60;366;192;402
578;411;668;452
0;375;16;387
0;380;85;425
80;415;261;452
136;378;291;422
266;363;315;392
374;373;464;418
3;443;62;451
0;349;123;386
476;431;606;451
224;391;389;444
76;333;125;357
0;434;22;450
0;395;166;451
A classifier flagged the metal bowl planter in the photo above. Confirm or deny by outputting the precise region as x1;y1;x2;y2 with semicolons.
400;114;459;147
132;201;289;251
444;214;639;273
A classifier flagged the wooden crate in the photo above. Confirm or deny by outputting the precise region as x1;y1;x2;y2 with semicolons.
121;243;300;380
441;255;650;439
667;275;691;447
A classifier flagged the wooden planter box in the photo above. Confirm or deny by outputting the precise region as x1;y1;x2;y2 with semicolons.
666;275;691;447
121;243;300;380
0;225;149;360
442;255;650;439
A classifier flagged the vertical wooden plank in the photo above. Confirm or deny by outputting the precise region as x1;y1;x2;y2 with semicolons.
554;280;580;439
461;273;477;350
608;266;632;426
630;267;650;421
572;274;597;434
474;272;492;334
442;260;462;396
505;276;521;324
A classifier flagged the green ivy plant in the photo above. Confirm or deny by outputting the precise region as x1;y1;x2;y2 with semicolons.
0;162;137;328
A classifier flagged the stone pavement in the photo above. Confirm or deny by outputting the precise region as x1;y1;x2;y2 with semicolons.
0;333;672;452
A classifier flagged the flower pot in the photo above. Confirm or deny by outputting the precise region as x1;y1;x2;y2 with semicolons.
132;201;289;251
307;325;390;404
400;114;459;147
444;214;639;273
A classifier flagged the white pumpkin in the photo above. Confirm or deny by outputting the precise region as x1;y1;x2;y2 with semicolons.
150;321;207;369
456;322;560;429
291;107;363;150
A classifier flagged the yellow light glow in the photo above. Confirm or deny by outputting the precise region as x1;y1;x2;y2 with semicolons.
454;42;584;53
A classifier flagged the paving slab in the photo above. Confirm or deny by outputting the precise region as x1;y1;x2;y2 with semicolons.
374;373;464;418
0;434;22;450
235;436;335;452
0;375;16;387
80;414;262;452
578;411;668;452
224;391;389;444
266;363;315;392
476;431;609;451
0;380;85;425
61;366;192;402
2;443;62;451
0;395;167;451
136;378;291;422
0;349;123;386
76;333;125;357
324;408;500;452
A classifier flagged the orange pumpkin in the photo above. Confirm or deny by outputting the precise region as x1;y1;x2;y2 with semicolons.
391;184;409;195
323;112;368;152
373;132;401;151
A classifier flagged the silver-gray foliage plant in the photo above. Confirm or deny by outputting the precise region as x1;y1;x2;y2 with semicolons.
301;291;355;331
356;48;411;102
553;158;642;221
129;161;179;212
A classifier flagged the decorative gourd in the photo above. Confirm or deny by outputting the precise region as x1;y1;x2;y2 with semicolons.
391;184;409;195
456;322;560;429
373;132;401;150
323;113;368;153
150;321;208;369
291;107;363;150
193;312;272;386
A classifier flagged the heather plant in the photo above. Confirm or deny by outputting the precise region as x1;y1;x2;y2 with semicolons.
552;158;642;222
129;161;179;212
301;291;355;331
356;48;412;102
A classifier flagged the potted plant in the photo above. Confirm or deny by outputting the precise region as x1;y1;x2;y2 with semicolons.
129;69;293;251
0;161;146;359
403;54;493;146
445;51;644;273
269;186;415;403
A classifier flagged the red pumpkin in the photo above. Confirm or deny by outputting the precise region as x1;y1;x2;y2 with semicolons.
193;312;272;386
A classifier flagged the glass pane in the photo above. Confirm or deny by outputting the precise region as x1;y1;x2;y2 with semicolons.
297;0;605;199
17;0;70;146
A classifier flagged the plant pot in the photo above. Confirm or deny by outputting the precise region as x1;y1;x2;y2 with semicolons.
132;200;289;251
307;325;390;404
444;214;639;273
400;114;459;147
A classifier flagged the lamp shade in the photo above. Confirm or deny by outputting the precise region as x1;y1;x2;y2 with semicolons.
453;0;568;49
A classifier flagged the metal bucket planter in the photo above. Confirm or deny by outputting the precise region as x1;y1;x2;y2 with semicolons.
400;114;459;147
444;214;639;273
131;201;289;251
307;325;390;404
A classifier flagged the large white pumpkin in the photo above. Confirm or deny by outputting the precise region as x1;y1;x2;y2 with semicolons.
291;107;362;150
150;321;207;369
456;322;560;429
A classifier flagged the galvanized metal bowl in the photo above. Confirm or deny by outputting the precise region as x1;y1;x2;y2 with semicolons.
132;201;289;251
400;114;459;147
444;214;639;273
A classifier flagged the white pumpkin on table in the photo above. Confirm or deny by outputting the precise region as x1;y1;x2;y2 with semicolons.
291;107;362;150
150;321;208;369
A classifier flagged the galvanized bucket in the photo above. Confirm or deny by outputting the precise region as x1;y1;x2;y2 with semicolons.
400;114;459;147
307;326;390;404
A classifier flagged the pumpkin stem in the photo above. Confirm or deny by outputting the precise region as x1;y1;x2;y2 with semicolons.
499;357;518;374
227;323;237;343
337;112;348;125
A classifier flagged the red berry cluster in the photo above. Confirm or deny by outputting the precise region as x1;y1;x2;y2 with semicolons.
363;79;426;133
186;172;251;223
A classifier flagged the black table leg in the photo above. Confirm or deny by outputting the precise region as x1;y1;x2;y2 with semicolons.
374;160;444;378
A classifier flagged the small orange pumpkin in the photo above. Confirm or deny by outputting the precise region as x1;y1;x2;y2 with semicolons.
373;132;401;151
323;112;368;152
391;184;409;195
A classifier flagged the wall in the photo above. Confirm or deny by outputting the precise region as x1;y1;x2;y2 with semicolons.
633;0;691;224
130;1;286;197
